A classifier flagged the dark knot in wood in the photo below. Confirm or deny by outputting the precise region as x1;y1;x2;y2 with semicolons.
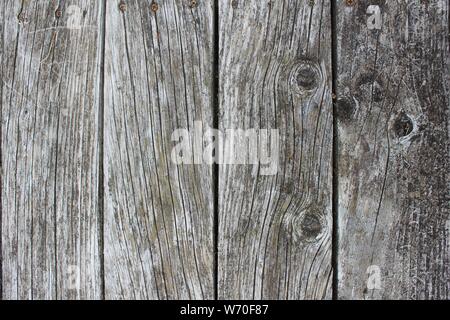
336;96;355;122
394;113;413;138
294;210;326;244
301;213;322;239
290;60;321;96
296;67;317;91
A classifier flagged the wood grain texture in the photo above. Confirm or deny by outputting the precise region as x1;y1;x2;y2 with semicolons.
336;0;450;299
1;0;449;302
218;0;333;299
1;0;102;299
104;0;215;299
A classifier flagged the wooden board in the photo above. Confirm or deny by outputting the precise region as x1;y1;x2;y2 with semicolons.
1;0;102;299
336;0;450;299
217;0;333;299
103;0;215;299
1;0;449;301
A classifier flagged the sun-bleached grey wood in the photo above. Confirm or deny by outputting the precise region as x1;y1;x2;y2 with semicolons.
104;0;215;299
218;0;333;299
336;0;450;299
1;0;103;299
2;0;450;302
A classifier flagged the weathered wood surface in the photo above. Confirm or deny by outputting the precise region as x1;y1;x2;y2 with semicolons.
218;0;333;299
336;0;450;299
1;0;102;299
104;0;215;299
1;0;449;301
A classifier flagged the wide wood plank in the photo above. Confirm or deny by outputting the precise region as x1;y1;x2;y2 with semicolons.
1;0;103;299
336;0;450;299
104;0;215;299
218;0;333;299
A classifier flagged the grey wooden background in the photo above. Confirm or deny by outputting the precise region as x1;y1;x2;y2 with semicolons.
0;0;449;300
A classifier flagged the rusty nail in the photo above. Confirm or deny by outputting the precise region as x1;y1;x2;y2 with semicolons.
189;0;197;8
17;12;26;23
345;0;355;6
119;1;127;12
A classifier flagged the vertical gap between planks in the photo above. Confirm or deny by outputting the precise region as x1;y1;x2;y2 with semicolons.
0;3;2;301
213;0;220;301
53;12;63;300
330;0;339;301
99;0;107;300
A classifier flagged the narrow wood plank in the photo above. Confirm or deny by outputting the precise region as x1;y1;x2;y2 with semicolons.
1;0;103;299
218;0;333;299
104;0;215;299
0;0;4;299
336;0;450;299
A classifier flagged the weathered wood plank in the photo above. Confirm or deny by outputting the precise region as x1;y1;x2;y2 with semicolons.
218;0;333;299
1;0;103;299
104;0;215;299
0;0;4;299
336;0;450;299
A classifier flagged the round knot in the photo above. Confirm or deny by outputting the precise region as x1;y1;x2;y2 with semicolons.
293;210;326;244
301;213;322;239
394;113;413;138
290;60;321;96
336;96;355;122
